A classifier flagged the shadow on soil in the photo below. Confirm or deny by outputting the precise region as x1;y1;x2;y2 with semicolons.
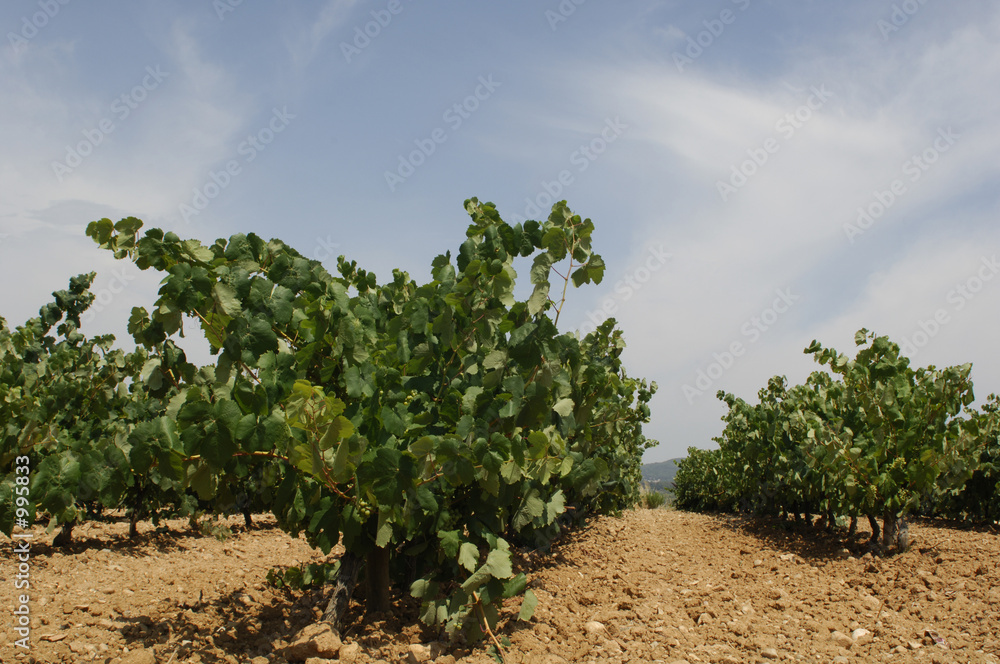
708;512;999;563
32;516;280;559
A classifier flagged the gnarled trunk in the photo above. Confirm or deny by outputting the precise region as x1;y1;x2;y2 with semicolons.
322;551;363;630
320;546;393;632
882;511;909;552
867;515;880;546
53;522;73;547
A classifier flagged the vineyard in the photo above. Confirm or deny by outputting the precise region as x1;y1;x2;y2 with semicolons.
0;198;658;648
673;329;1000;548
4;199;1000;662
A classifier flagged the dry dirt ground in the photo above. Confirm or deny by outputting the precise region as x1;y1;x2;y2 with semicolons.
2;509;998;664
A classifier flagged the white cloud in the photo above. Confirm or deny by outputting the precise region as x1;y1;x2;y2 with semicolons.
540;8;1000;459
287;0;360;67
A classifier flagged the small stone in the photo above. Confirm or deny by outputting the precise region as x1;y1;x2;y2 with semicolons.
283;623;342;661
830;631;855;649
697;612;712;625
583;621;606;635
908;641;923;650
761;648;779;659
833;657;849;664
852;628;872;645
406;643;431;664
251;658;270;664
338;642;361;663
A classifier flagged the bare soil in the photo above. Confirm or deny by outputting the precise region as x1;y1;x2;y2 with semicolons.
2;509;999;664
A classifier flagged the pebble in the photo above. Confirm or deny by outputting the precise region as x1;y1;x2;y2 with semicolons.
338;642;361;663
831;631;855;649
406;643;431;663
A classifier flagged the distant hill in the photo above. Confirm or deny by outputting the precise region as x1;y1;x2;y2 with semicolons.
642;458;683;490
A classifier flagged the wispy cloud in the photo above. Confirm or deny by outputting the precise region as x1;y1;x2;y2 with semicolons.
288;0;360;67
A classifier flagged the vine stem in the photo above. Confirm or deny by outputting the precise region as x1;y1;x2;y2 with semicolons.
551;241;574;329
473;593;506;663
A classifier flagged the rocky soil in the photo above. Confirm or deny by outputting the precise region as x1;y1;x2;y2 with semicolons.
2;509;998;664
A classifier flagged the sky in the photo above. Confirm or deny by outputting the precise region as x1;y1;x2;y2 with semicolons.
1;1;999;463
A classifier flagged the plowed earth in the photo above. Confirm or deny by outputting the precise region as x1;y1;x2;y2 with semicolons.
2;510;998;664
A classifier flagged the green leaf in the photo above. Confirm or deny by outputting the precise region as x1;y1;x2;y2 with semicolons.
319;416;355;451
530;253;553;285
461;540;513;593
415;484;438;512
544;490;566;524
518;589;538;621
410;578;436;599
513;489;545;531
376;512;393;548
212;282;242;317
483;350;507;371
188;463;217;500
458;542;479;573
552;398;574;418
502;573;527;598
527;284;549;316
438;530;461;558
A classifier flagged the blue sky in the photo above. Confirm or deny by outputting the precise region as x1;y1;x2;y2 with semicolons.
2;1;999;462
